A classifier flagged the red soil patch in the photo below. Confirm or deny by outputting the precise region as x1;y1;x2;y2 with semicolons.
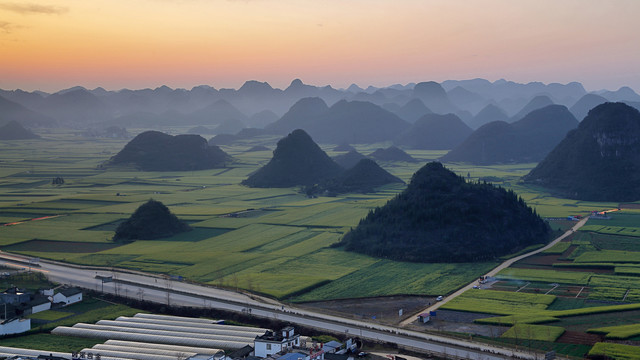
557;331;603;345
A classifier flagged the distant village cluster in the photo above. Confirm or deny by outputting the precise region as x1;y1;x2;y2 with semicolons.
0;286;82;336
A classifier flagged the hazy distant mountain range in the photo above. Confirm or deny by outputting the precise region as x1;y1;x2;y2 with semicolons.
441;105;579;165
1;78;639;146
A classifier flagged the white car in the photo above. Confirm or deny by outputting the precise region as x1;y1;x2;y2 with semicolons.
436;296;443;301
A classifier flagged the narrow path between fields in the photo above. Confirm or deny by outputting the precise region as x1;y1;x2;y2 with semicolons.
399;216;590;327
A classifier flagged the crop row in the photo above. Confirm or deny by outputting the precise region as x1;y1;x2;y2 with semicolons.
501;324;565;342
475;303;640;325
440;290;555;316
574;250;640;263
496;268;592;285
588;342;640;359
589;323;640;339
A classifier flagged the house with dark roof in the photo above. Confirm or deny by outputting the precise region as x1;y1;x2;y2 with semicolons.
0;287;30;305
254;326;302;358
52;287;82;306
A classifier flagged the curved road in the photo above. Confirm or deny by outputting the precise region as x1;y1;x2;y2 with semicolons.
0;252;546;359
401;216;590;326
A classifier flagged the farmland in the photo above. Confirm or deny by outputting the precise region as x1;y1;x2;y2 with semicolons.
3;130;640;358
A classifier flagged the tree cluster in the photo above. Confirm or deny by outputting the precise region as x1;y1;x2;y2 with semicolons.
524;102;640;201
113;199;191;241
339;162;551;263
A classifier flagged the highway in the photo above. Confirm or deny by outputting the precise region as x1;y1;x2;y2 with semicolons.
0;252;545;359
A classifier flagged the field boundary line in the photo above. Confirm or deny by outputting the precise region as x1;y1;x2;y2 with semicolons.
400;216;589;327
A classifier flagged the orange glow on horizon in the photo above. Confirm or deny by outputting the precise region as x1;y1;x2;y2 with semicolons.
1;0;639;92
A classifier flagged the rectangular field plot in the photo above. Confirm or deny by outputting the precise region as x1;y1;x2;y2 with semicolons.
2;239;122;253
496;268;593;285
293;259;495;302
574;250;640;264
501;324;565;342
588;342;640;359
442;290;555;316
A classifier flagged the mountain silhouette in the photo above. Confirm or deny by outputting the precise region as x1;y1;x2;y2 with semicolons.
185;99;248;126
309;100;410;144
391;98;433;123
369;146;417;162
242;129;344;188
0;120;40;140
249;109;279;128
598;87;640;102
511;95;554;121
413;81;457;114
38;88;113;125
447;86;485;107
442;105;578;165
524;102;640;201
0;95;56;127
339;162;550;262
113;199;191;241
107;131;230;171
395;113;472;150
333;142;356;152
469;104;509;129
265;97;329;134
569;94;608;121
333;150;368;169
315;159;404;195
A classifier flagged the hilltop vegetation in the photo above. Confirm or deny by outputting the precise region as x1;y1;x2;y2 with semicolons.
339;162;551;262
524;102;640;201
242;129;344;187
113;199;191;241
307;159;404;196
106;130;231;171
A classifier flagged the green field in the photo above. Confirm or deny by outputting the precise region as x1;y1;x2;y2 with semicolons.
588;342;640;360
5;130;640;357
1;132;576;301
501;324;565;342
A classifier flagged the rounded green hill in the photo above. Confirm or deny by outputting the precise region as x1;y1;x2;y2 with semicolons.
339;162;551;262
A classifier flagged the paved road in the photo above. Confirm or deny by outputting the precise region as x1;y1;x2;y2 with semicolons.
400;216;590;326
0;252;543;359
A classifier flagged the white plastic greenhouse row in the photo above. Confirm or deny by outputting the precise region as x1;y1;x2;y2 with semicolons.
80;347;185;360
72;323;256;343
91;344;197;358
133;313;220;324
103;340;222;355
0;346;132;360
130;313;269;334
51;326;250;349
103;318;265;338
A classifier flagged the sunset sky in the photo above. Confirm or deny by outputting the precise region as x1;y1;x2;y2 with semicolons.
1;0;639;93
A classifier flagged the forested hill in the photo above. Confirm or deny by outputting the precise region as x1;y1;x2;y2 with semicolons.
113;199;191;241
107;131;230;171
242;129;344;188
524;102;640;201
339;162;551;263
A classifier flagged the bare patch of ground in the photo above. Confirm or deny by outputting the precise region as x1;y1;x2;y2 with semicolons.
296;297;505;337
296;296;435;325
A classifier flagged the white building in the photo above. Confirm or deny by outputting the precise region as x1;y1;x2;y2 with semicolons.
52;288;82;306
254;326;301;358
29;296;51;314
